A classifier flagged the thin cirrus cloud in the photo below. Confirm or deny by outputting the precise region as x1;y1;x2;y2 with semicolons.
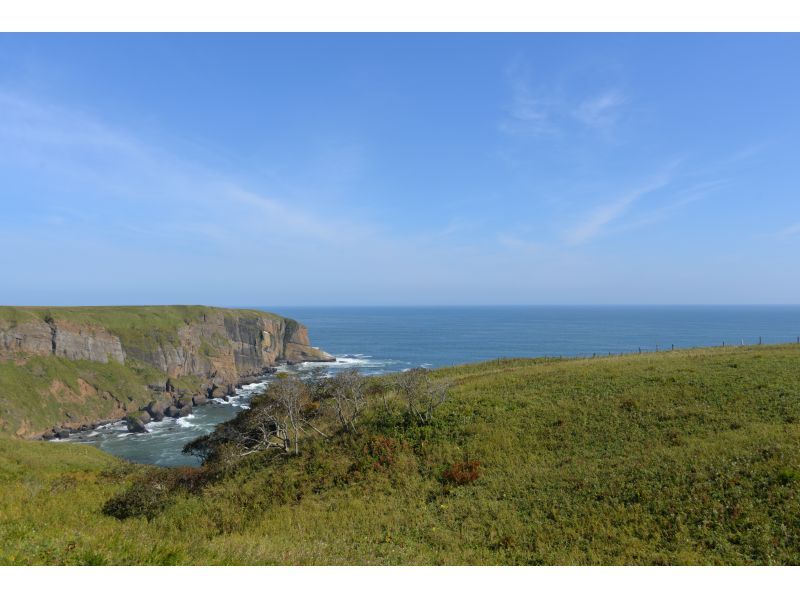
493;172;724;255
500;64;627;136
0;89;369;249
774;222;800;239
560;169;728;247
502;75;556;135
607;179;726;237
572;89;627;128
562;176;672;246
0;88;490;286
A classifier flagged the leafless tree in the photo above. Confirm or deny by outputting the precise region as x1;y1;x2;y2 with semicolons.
327;368;367;432
243;375;328;456
394;368;451;424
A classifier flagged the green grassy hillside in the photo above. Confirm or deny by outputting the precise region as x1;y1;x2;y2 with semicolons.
0;356;166;437
1;344;799;565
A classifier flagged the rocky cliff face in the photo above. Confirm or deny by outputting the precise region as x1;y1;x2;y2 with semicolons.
0;318;125;364
0;309;333;385
120;311;333;385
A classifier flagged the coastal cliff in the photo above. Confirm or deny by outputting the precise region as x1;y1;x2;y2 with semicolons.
0;306;333;437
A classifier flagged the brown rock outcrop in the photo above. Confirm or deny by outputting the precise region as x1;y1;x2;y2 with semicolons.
0;318;124;363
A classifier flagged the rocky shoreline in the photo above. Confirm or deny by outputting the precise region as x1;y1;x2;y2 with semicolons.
39;358;334;440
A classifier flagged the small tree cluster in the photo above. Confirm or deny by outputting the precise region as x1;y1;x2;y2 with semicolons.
393;368;451;424
185;367;451;465
327;368;367;432
243;375;329;457
185;374;328;463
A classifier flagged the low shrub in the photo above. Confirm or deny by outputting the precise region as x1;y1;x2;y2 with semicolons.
102;473;173;520
368;436;399;471
102;467;211;520
443;459;481;485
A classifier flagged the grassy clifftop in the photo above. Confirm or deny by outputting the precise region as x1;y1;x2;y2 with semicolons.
0;305;282;349
1;344;799;564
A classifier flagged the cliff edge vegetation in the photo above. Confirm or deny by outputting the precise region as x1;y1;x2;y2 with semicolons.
0;306;333;437
1;344;799;565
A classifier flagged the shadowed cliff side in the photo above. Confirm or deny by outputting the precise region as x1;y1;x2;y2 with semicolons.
0;306;333;438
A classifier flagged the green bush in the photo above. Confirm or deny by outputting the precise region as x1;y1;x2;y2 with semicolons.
102;467;211;520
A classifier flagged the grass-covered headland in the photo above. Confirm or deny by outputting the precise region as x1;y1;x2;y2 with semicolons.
2;344;799;565
0;305;329;437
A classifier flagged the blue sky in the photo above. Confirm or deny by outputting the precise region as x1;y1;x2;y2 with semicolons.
1;34;798;306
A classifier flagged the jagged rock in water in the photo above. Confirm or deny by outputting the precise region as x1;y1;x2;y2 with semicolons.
145;401;167;422
125;415;149;433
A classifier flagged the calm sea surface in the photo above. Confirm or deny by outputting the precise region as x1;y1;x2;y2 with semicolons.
63;306;800;466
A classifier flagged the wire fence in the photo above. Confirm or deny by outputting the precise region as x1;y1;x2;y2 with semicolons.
483;335;800;364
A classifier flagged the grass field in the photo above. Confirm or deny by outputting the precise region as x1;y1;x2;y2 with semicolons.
1;344;799;565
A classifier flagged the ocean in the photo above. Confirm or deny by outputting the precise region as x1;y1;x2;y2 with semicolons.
61;305;800;466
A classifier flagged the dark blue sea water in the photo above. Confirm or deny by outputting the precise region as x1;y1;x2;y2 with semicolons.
273;305;800;369
63;306;800;466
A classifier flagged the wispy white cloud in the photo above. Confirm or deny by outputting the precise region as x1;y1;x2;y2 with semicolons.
563;176;671;246
497;233;544;254
223;186;366;244
0;89;373;250
722;142;771;165
611;180;724;234
0;88;526;304
572;90;627;128
501;67;557;136
494;173;719;253
500;63;627;137
774;222;800;239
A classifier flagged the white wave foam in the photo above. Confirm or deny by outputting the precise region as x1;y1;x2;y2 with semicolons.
145;418;174;431
331;356;372;366
241;381;268;391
